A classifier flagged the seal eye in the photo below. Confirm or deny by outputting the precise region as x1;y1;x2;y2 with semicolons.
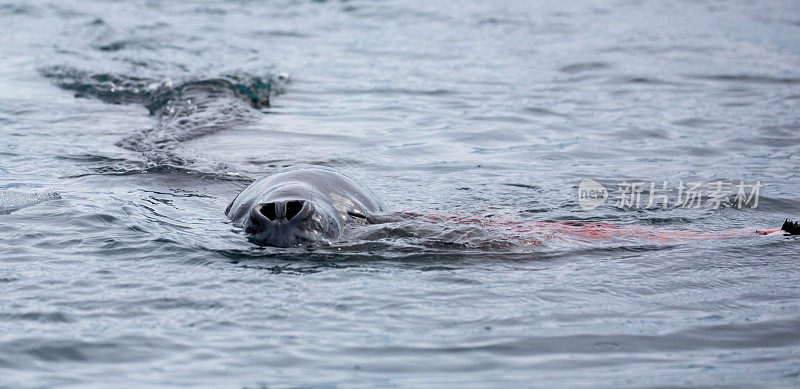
285;200;304;221
348;210;366;219
260;202;277;221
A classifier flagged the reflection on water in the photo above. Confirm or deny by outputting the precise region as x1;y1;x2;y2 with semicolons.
0;0;799;387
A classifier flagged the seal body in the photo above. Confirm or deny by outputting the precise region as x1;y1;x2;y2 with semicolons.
226;167;384;247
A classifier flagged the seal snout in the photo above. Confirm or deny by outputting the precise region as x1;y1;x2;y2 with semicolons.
254;200;308;223
244;199;322;247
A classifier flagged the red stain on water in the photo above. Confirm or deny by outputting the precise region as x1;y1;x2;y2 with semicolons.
401;211;758;245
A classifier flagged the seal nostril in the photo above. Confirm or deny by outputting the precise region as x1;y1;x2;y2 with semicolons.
285;200;304;221
260;202;277;221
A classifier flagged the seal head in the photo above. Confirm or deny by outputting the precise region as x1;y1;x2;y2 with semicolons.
226;167;384;247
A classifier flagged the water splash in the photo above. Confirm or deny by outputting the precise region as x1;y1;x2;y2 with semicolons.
40;66;288;168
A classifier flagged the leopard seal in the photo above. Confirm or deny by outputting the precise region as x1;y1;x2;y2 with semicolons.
226;167;385;247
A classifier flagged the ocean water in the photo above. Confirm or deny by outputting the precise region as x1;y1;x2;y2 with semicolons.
1;0;799;387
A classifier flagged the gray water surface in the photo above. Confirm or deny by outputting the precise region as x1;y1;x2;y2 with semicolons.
1;0;799;387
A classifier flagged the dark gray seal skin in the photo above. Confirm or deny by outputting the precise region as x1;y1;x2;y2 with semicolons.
226;167;386;247
0;189;61;215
